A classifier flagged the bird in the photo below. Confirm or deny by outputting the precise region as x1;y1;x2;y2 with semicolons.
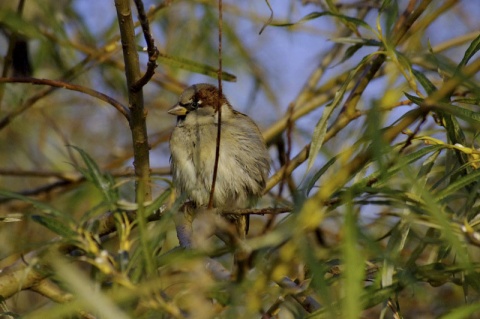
168;83;270;237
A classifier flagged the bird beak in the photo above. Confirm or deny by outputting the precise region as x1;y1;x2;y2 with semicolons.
168;104;188;116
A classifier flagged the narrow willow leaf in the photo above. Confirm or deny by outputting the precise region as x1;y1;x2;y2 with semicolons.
453;97;480;105
404;92;424;106
411;69;467;156
404;93;480;126
434;169;480;202
439;303;480;319
31;215;76;237
412;69;437;94
342;192;363;319
0;9;44;39
69;145;117;205
417;147;441;181
415;187;471;266
303;155;338;196
157;54;236;82
353;145;444;188
456;34;480;71
306;94;340;172
340;44;363;65
380;0;399;37
144;188;172;217
382;220;410;288
271;11;373;32
0;189;65;217
441;103;480;123
307;56;366;172
329;37;382;46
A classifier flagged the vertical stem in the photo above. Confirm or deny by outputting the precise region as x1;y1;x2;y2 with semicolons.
208;0;223;209
114;0;153;275
114;0;151;201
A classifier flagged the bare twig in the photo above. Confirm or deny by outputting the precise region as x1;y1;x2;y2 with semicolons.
131;0;159;91
0;77;130;120
115;0;153;274
223;207;292;216
258;0;274;35
208;0;224;209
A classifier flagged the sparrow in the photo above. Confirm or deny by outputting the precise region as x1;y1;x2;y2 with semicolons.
168;83;270;237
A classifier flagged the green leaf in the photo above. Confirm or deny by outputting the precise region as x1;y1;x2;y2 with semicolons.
352;143;444;190
434;168;480;202
0;9;44;39
303;155;338;196
342;191;363;319
0;189;65;217
31;214;76;237
340;44;364;64
404;92;424;106
329;38;382;47
307;55;368;172
157;54;236;82
306;91;341;172
412;69;437;94
271;11;372;32
439;300;480;319
441;103;480;123
404;93;480;125
144;188;172;217
456;34;480;71
69;145;118;206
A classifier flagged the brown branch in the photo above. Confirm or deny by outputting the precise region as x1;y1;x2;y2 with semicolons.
131;0;159;92
0;77;130;120
114;0;152;204
0;167;170;204
0;1;175;132
258;0;273;35
0;167;170;179
208;0;224;209
222;207;292;216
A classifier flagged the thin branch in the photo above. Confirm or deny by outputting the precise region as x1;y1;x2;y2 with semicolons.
0;1;175;132
131;0;159;91
258;0;274;35
115;0;154;276
114;0;152;202
0;77;130;120
208;0;224;209
222;207;292;215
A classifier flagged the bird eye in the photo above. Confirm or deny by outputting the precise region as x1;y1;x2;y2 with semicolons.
191;99;202;110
